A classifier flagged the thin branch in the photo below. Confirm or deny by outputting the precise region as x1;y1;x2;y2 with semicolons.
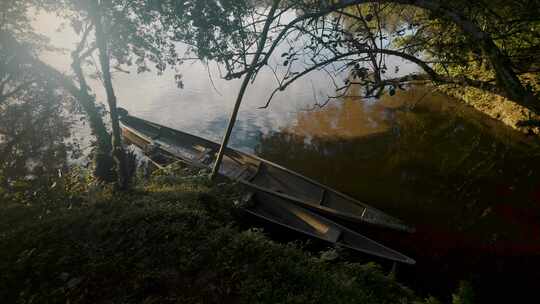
259;51;358;109
205;62;222;96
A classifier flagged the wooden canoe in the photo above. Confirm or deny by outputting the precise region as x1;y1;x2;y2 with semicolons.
243;191;415;264
137;146;415;264
121;121;415;264
121;111;416;264
119;112;414;233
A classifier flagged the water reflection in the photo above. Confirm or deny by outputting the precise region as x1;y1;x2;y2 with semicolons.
33;10;419;154
254;85;540;301
257;86;540;238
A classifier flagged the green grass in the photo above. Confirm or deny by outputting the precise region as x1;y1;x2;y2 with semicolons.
0;168;428;304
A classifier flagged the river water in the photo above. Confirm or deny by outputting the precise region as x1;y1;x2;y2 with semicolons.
36;11;540;303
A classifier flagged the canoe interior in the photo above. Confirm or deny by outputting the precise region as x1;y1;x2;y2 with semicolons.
244;191;415;264
120;114;413;232
251;162;367;215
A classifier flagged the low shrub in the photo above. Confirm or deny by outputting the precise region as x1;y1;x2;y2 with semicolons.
0;169;422;303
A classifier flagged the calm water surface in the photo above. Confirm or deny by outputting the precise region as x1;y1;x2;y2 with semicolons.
36;12;540;302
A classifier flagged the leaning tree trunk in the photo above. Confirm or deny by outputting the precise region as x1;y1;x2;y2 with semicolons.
395;0;539;112
337;0;539;113
92;1;130;190
71;52;114;182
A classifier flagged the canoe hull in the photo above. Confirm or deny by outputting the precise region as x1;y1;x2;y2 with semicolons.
120;114;414;233
120;115;415;264
245;191;415;264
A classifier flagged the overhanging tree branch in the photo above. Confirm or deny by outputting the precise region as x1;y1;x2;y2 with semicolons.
220;0;537;113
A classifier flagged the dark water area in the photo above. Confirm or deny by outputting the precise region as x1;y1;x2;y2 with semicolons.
252;86;540;302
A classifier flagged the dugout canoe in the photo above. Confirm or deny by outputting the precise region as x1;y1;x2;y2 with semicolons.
119;111;414;233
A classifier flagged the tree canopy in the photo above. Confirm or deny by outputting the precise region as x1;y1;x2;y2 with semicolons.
144;0;539;112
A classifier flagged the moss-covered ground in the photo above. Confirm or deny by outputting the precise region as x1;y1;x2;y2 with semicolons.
0;166;446;304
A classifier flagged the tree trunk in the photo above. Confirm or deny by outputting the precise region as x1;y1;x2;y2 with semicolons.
398;0;539;111
480;38;538;110
71;53;114;182
92;0;130;190
337;0;539;112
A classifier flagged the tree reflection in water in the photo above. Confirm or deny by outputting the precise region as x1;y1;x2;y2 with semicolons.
255;86;540;301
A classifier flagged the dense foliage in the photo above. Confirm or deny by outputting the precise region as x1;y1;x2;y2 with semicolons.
140;1;539;113
392;0;540;128
0;168;430;304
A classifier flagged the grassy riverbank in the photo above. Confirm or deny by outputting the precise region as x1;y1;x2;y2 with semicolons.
0;166;444;304
440;84;539;134
436;65;540;135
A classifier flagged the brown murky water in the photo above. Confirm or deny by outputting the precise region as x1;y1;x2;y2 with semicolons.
254;86;540;302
